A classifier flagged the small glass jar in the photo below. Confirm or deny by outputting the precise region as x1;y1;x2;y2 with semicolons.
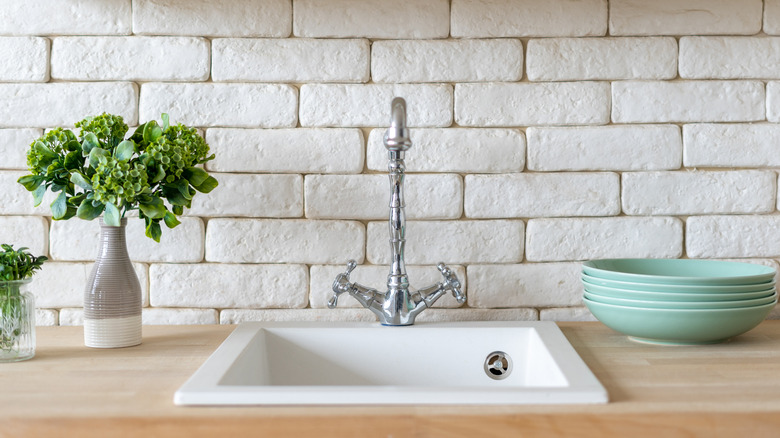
0;279;35;362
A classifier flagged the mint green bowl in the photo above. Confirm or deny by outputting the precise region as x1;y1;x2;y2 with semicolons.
583;297;776;345
581;272;775;294
583;259;776;286
583;290;777;309
582;277;776;301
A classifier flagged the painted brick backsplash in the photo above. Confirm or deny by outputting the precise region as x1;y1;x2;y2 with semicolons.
526;37;677;81
3;0;780;326
51;37;210;81
212;38;369;83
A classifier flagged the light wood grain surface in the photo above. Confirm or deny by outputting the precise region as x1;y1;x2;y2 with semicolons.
2;322;780;437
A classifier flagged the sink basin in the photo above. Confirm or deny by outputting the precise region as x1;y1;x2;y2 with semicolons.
174;321;607;405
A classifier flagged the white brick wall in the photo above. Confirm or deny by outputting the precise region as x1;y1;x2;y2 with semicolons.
612;81;765;123
526;37;677;81
683;124;780;167
300;84;452;127
609;0;763;36
51;37;210;81
0;216;48;256
526;125;682;171
188;173;303;218
0;129;42;169
687;216;780;258
0;83;138;127
205;219;365;264
622;171;777;215
206;128;364;173
139;83;298;128
0;0;132;35
132;0;291;37
294;0;449;38
0;37;50;82
464;173;620;218
212;38;369;83
468;263;583;308
456;82;610;126
526;217;683;261
149;264;308;308
4;0;780;325
679;37;780;79
451;0;608;37
372;39;523;83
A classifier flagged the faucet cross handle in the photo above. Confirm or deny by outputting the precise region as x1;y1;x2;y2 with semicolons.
437;263;466;304
328;260;358;309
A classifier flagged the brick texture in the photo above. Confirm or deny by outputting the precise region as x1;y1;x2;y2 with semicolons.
4;0;780;325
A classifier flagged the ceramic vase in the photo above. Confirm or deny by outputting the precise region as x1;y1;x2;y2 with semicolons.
83;218;142;348
0;279;35;362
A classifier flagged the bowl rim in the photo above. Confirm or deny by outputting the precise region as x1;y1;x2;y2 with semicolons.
581;272;776;292
583;295;778;313
583;258;776;285
581;280;776;301
583;290;778;309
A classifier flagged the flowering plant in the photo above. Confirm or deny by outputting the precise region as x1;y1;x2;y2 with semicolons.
18;113;217;241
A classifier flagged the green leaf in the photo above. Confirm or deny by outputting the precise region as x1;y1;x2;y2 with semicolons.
77;198;104;221
34;140;57;160
114;140;135;162
161;113;169;131
65;139;81;152
143;121;163;143
162;187;189;206
151;164;165;183
193;175;218;194
103;202;120;226
62;204;78;221
32;184;46;207
164;179;192;200
89;147;109;169
70;172;93;190
63;150;82;170
17;175;43;191
163;211;180;229
182;167;209;186
81;133;99;156
139;197;167;219
68;192;85;206
130;123;146;143
145;219;162;242
51;191;67;220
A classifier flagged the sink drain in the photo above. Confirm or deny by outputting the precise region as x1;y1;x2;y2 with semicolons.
484;351;513;380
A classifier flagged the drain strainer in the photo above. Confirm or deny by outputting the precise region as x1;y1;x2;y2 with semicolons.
484;351;513;380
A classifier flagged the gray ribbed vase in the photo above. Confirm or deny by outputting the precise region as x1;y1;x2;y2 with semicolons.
83;218;142;348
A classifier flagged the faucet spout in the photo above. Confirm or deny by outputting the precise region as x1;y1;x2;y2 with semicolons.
384;97;411;152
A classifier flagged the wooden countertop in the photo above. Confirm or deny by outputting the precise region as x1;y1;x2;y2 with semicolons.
3;321;780;437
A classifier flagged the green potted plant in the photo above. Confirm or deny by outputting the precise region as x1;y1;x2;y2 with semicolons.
0;244;47;362
17;113;217;348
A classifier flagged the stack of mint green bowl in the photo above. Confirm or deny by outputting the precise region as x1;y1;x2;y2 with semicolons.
581;259;777;345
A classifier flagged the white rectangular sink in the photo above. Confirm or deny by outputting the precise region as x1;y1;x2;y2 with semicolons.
175;321;607;405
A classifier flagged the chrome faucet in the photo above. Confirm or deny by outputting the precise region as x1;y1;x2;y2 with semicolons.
328;97;465;326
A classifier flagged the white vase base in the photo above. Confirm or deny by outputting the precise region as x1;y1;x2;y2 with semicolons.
84;315;142;348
